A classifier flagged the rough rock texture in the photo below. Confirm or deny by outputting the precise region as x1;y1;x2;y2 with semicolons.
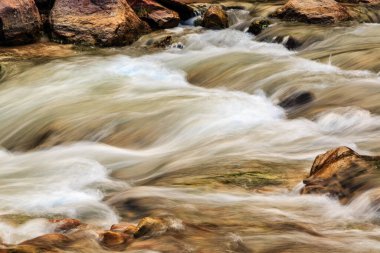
202;5;229;29
0;0;42;45
156;0;195;20
301;147;380;204
273;0;351;24
127;0;180;29
49;0;151;47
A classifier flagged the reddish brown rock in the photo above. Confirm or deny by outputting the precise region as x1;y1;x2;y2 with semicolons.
301;147;380;204
100;231;131;249
0;0;42;45
49;218;82;232
273;0;351;24
49;0;151;46
127;0;180;29
202;5;228;30
155;0;195;20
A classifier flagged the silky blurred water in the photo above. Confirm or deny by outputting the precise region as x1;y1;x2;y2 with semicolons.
1;10;380;252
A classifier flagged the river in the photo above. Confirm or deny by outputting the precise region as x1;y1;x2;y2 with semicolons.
1;7;380;252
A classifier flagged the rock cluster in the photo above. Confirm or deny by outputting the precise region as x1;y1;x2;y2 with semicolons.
0;216;176;252
0;0;196;46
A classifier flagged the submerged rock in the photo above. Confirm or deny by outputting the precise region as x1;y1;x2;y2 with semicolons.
100;231;131;248
111;222;138;234
127;0;180;29
134;217;168;238
301;147;380;204
0;0;42;45
20;233;71;248
247;19;270;36
273;0;351;24
49;0;151;46
49;218;82;232
278;91;314;109
202;5;229;30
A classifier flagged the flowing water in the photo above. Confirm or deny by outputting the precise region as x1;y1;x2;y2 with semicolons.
2;7;380;253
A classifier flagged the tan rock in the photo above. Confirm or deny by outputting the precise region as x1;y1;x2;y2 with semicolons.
273;0;351;24
301;147;380;204
134;217;168;239
202;5;228;29
49;0;151;46
111;222;138;234
0;0;42;45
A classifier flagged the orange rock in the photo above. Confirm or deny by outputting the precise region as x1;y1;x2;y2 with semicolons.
301;147;380;204
49;0;151;46
100;231;130;248
202;5;228;30
49;218;82;232
0;0;42;45
274;0;351;24
110;223;138;234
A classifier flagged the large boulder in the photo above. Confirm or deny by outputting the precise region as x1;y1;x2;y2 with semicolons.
301;147;380;204
49;0;151;47
0;0;42;45
202;5;228;30
273;0;351;24
155;0;195;20
127;0;180;29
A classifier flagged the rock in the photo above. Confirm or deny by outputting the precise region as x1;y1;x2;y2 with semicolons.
155;0;195;20
0;0;42;45
111;222;138;234
202;5;229;30
20;233;71;247
134;217;168;239
127;0;180;29
49;0;151;47
247;19;270;36
301;147;380;204
193;17;203;26
100;231;130;248
49;218;82;232
0;245;38;253
278;91;314;109
273;0;351;24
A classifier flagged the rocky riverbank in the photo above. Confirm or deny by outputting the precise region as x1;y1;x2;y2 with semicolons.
1;0;380;47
